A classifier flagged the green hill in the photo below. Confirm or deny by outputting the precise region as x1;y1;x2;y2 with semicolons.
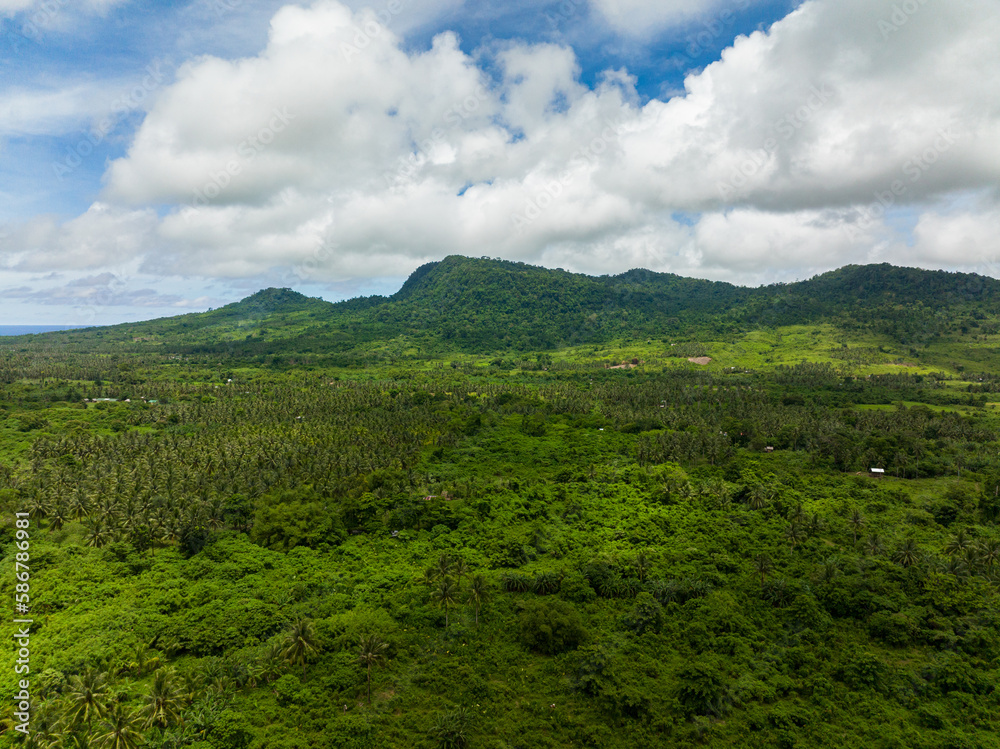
5;257;1000;356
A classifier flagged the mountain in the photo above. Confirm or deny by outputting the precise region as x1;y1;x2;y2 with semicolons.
5;257;1000;356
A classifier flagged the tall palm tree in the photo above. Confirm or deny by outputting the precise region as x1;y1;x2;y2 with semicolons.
357;635;388;704
848;510;866;543
431;578;459;626
893;539;921;568
452;558;472;589
143;668;184;729
752;553;773;586
93;704;143;749
434;553;455;581
281;618;320;677
633;553;651;582
785;521;807;549
65;668;110;732
466;574;489;626
84;516;110;548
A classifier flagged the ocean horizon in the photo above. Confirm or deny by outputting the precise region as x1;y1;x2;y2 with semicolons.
0;325;91;337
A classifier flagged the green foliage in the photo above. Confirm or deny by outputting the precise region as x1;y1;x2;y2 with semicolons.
517;599;587;655
251;487;345;551
3;274;1000;748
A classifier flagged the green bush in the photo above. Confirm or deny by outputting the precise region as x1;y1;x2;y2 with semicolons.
517;599;586;655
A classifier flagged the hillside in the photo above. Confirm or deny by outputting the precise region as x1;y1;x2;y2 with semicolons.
4;257;1000;358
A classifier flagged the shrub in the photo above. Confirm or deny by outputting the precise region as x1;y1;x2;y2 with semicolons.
517;599;586;655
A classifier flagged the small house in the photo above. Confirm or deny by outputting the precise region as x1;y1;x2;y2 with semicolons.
765;446;775;453
869;468;885;477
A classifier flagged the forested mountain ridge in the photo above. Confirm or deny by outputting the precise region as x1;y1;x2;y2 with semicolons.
5;257;1000;356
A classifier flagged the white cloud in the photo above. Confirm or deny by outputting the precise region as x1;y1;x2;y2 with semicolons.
4;0;998;290
0;203;158;272
589;0;744;36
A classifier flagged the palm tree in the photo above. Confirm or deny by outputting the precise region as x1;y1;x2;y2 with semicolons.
357;635;388;704
977;539;1000;573
466;575;488;626
819;557;840;584
84;516;111;548
752;553;773;585
943;529;971;558
940;557;968;579
431;578;459;626
893;539;921;568
633;553;651;582
434;553;455;581
65;668;110;732
784;521;807;549
93;704;143;749
848;510;865;543
864;533;884;557
746;485;770;511
452;558;472;589
281;618;320;677
143;668;184;729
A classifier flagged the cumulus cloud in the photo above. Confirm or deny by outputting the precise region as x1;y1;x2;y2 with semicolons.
0;203;159;272
5;0;998;291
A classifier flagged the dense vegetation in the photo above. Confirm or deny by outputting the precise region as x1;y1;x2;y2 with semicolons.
1;258;999;748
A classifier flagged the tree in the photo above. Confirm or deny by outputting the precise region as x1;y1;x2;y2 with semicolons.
848;510;866;543
517;599;586;655
452;557;472;588
785;521;807;548
65;668;110;732
943;529;971;558
143;668;184;729
92;704;143;749
746;485;771;510
281;618;320;676
893;539;921;568
432;707;471;749
431;578;459;626
357;635;388;704
633;553;651;581
466;574;488;626
752;553;773;586
864;533;884;557
977;539;1000;573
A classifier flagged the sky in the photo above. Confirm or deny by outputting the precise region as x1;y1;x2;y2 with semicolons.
0;0;998;324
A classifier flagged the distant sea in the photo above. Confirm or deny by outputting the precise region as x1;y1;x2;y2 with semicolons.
0;325;90;337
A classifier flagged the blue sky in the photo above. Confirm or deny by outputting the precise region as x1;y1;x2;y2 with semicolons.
1;0;997;323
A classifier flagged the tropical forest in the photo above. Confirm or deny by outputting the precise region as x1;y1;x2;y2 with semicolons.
1;256;999;749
